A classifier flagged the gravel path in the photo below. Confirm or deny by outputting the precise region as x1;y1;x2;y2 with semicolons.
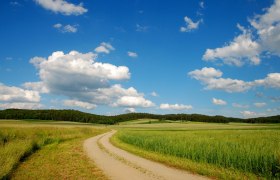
84;130;208;180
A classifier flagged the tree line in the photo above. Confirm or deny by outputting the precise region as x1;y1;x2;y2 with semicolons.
0;109;279;124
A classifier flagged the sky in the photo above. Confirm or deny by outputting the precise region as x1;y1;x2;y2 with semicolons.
0;0;280;118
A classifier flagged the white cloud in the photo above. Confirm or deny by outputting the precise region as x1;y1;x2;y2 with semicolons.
35;0;87;16
160;103;193;110
0;83;40;103
203;24;261;66
150;91;158;97
23;82;49;93
0;103;43;109
188;67;251;92
240;110;257;118
127;51;138;58
188;67;222;81
53;23;62;28
63;100;96;110
26;50;153;108
232;103;249;108
212;98;227;105
254;102;267;108
189;67;280;93
53;23;78;33
0;83;42;110
29;51;129;88
113;96;154;108
254;73;280;88
124;108;136;113
136;24;148;32
180;16;202;32
94;42;115;54
63;24;78;33
249;0;280;56
240;110;265;118
203;0;280;66
206;78;251;93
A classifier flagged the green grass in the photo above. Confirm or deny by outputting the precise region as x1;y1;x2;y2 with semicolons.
0;121;109;179
112;122;280;179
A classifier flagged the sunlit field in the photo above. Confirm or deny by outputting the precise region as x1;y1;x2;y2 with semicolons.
0;120;108;179
112;120;280;179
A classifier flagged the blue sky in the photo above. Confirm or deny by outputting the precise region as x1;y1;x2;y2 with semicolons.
0;0;280;118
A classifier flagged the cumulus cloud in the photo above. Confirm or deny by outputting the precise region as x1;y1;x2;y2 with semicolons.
188;67;280;92
94;42;115;54
254;102;267;108
160;103;193;110
127;51;138;58
188;67;222;81
212;98;227;105
188;67;251;92
63;100;96;110
35;0;87;16
254;73;280;88
23;82;49;93
26;50;153;108
240;110;265;118
203;24;261;66
0;83;42;109
0;83;40;103
203;0;280;66
29;51;129;91
113;96;154;108
0;103;43;109
232;103;249;108
249;0;280;56
180;16;202;32
53;23;78;33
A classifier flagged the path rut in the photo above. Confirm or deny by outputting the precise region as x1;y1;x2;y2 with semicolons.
84;130;208;180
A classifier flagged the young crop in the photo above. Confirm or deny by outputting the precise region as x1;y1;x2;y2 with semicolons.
116;129;280;178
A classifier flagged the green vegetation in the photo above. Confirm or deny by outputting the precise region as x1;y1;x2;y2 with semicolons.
1;109;279;125
0;121;108;179
112;123;280;179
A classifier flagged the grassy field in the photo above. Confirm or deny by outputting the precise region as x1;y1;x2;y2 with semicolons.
112;121;280;179
0;120;109;179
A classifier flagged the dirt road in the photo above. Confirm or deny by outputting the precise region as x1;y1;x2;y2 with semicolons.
84;130;208;180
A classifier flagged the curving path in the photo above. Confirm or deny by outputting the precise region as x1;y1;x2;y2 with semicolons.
84;130;208;180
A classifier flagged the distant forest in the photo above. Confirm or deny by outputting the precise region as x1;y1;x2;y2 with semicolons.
0;109;279;124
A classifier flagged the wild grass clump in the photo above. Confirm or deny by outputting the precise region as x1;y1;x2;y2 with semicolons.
116;129;280;178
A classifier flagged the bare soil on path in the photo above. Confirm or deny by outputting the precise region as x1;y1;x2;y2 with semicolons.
84;130;208;180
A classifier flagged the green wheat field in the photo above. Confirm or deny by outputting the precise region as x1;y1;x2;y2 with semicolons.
112;120;280;179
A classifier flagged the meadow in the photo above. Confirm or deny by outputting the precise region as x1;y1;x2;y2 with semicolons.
112;121;280;179
0;120;108;180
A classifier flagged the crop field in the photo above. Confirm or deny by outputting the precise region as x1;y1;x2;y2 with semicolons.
0;120;108;179
112;121;280;179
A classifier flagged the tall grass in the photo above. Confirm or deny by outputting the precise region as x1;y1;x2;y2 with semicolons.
0;127;106;179
116;129;280;178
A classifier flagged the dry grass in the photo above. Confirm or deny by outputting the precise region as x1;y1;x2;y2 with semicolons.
0;120;109;179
